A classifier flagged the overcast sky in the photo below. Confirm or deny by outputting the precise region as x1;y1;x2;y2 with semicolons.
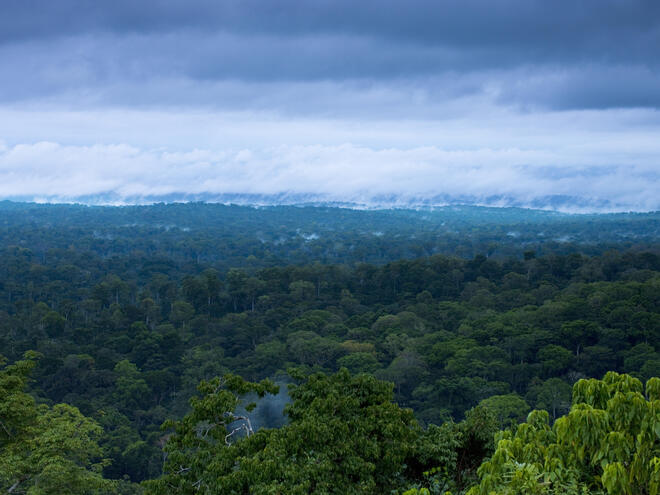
1;0;659;211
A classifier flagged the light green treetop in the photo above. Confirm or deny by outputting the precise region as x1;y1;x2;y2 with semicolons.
0;352;115;494
468;372;660;495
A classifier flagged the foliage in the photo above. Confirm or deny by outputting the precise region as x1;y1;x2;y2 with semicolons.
478;394;530;428
0;352;116;494
403;405;499;495
144;369;420;494
467;372;660;495
0;201;658;482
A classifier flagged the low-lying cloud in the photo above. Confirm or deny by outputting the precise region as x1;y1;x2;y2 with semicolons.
1;140;657;212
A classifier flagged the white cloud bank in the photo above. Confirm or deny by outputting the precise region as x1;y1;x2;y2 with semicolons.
0;138;657;212
0;105;658;212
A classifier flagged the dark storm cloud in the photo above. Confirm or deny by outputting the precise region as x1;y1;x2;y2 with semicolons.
1;0;659;111
3;0;660;60
498;65;660;110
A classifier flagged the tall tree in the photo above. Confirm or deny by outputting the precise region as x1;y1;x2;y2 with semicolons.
0;352;115;494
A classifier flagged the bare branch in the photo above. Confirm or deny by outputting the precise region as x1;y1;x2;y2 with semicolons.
7;475;28;494
232;415;254;436
225;423;252;445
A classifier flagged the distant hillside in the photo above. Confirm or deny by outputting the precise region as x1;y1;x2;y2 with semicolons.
0;201;657;267
4;190;652;213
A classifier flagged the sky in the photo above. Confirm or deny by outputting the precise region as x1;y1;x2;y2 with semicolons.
0;0;659;211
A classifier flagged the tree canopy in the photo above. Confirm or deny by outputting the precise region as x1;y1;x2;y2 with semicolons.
469;372;660;495
0;352;114;494
0;202;657;492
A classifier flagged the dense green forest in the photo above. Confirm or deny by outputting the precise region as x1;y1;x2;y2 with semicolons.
0;202;659;493
1;202;658;266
